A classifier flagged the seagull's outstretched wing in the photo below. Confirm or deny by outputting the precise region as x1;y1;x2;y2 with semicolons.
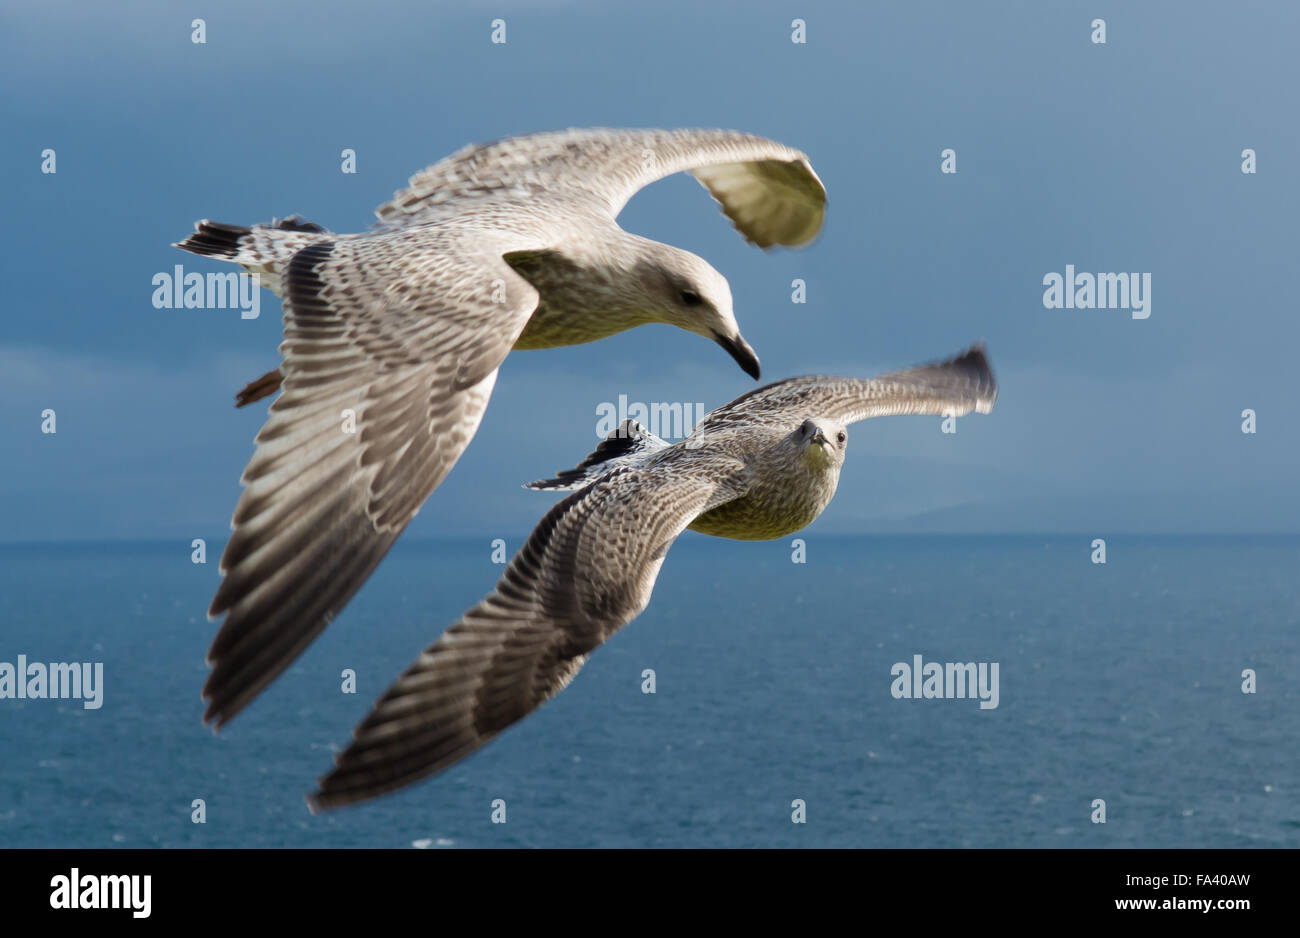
202;229;541;728
308;466;734;811
697;345;998;432
375;128;827;249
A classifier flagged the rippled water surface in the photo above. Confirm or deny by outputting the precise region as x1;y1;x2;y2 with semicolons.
2;535;1296;848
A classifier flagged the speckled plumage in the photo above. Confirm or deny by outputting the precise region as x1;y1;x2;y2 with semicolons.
173;128;827;731
309;346;997;810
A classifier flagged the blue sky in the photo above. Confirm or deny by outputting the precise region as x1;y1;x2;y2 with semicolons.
2;0;1297;539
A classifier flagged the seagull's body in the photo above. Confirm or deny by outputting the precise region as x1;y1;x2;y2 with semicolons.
175;128;827;727
308;346;998;811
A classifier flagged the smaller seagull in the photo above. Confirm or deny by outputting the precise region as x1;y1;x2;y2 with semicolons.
308;345;997;811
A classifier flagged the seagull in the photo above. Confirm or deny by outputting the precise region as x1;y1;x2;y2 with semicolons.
307;345;997;811
175;128;827;727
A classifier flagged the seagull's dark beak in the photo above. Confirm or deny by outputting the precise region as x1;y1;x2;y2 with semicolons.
715;332;761;381
810;427;828;448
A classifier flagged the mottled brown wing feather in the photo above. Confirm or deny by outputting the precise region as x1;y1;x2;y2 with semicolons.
695;345;997;434
308;468;723;811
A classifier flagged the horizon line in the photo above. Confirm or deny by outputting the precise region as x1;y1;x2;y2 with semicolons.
2;531;1299;548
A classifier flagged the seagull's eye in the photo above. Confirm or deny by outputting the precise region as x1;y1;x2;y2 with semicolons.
679;289;703;307
837;431;846;443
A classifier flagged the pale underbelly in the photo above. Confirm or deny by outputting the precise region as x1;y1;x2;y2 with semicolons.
511;306;637;350
687;496;818;541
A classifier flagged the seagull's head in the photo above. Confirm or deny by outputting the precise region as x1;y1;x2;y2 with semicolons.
639;244;760;381
793;417;847;471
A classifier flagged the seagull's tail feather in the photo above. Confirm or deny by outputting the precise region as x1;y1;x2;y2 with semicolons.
525;419;669;491
172;215;333;297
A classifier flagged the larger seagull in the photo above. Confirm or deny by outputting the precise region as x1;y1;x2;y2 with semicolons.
175;128;827;727
309;346;997;810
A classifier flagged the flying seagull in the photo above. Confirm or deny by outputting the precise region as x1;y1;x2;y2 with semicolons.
307;345;997;811
175;128;827;727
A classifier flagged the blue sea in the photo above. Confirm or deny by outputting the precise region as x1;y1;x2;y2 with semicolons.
1;535;1296;848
